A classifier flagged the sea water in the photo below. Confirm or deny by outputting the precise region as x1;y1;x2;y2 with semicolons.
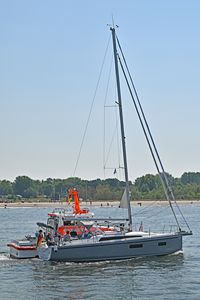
0;204;199;300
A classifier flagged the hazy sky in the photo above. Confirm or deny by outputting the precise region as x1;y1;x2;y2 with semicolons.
0;0;199;182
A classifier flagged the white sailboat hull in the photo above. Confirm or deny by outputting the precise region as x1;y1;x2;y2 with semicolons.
38;232;183;262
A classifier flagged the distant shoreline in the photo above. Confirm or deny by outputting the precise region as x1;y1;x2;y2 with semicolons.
0;199;199;208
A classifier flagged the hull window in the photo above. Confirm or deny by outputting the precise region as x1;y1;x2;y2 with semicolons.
158;241;166;246
129;244;143;248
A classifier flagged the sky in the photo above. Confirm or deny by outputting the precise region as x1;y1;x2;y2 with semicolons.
0;0;200;182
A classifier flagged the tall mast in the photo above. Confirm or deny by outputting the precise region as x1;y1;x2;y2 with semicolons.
110;26;132;230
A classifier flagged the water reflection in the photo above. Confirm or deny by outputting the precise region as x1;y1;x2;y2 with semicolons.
30;253;184;300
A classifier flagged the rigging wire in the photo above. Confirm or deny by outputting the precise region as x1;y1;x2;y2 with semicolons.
104;109;119;171
138;206;177;230
73;35;111;176
103;58;114;178
133;203;171;219
117;56;181;230
103;104;123;179
103;56;122;179
116;35;191;231
116;38;176;199
132;200;169;216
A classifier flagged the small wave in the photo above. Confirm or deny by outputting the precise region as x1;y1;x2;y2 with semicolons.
0;253;10;261
170;250;183;256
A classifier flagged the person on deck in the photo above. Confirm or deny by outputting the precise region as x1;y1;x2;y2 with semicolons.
36;229;44;247
45;232;54;245
63;230;71;242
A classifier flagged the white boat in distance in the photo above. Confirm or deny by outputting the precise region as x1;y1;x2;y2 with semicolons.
7;236;37;259
38;26;192;262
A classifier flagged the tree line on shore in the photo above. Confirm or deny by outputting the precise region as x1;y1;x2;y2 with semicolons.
0;172;200;202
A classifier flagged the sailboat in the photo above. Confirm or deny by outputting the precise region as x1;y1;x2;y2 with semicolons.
37;26;192;262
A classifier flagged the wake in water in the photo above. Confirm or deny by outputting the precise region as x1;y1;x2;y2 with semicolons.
171;250;183;255
0;252;10;261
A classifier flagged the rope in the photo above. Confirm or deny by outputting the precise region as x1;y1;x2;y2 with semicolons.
73;35;111;176
116;35;192;231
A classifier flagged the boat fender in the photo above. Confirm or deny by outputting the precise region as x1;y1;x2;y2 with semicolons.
53;245;58;252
